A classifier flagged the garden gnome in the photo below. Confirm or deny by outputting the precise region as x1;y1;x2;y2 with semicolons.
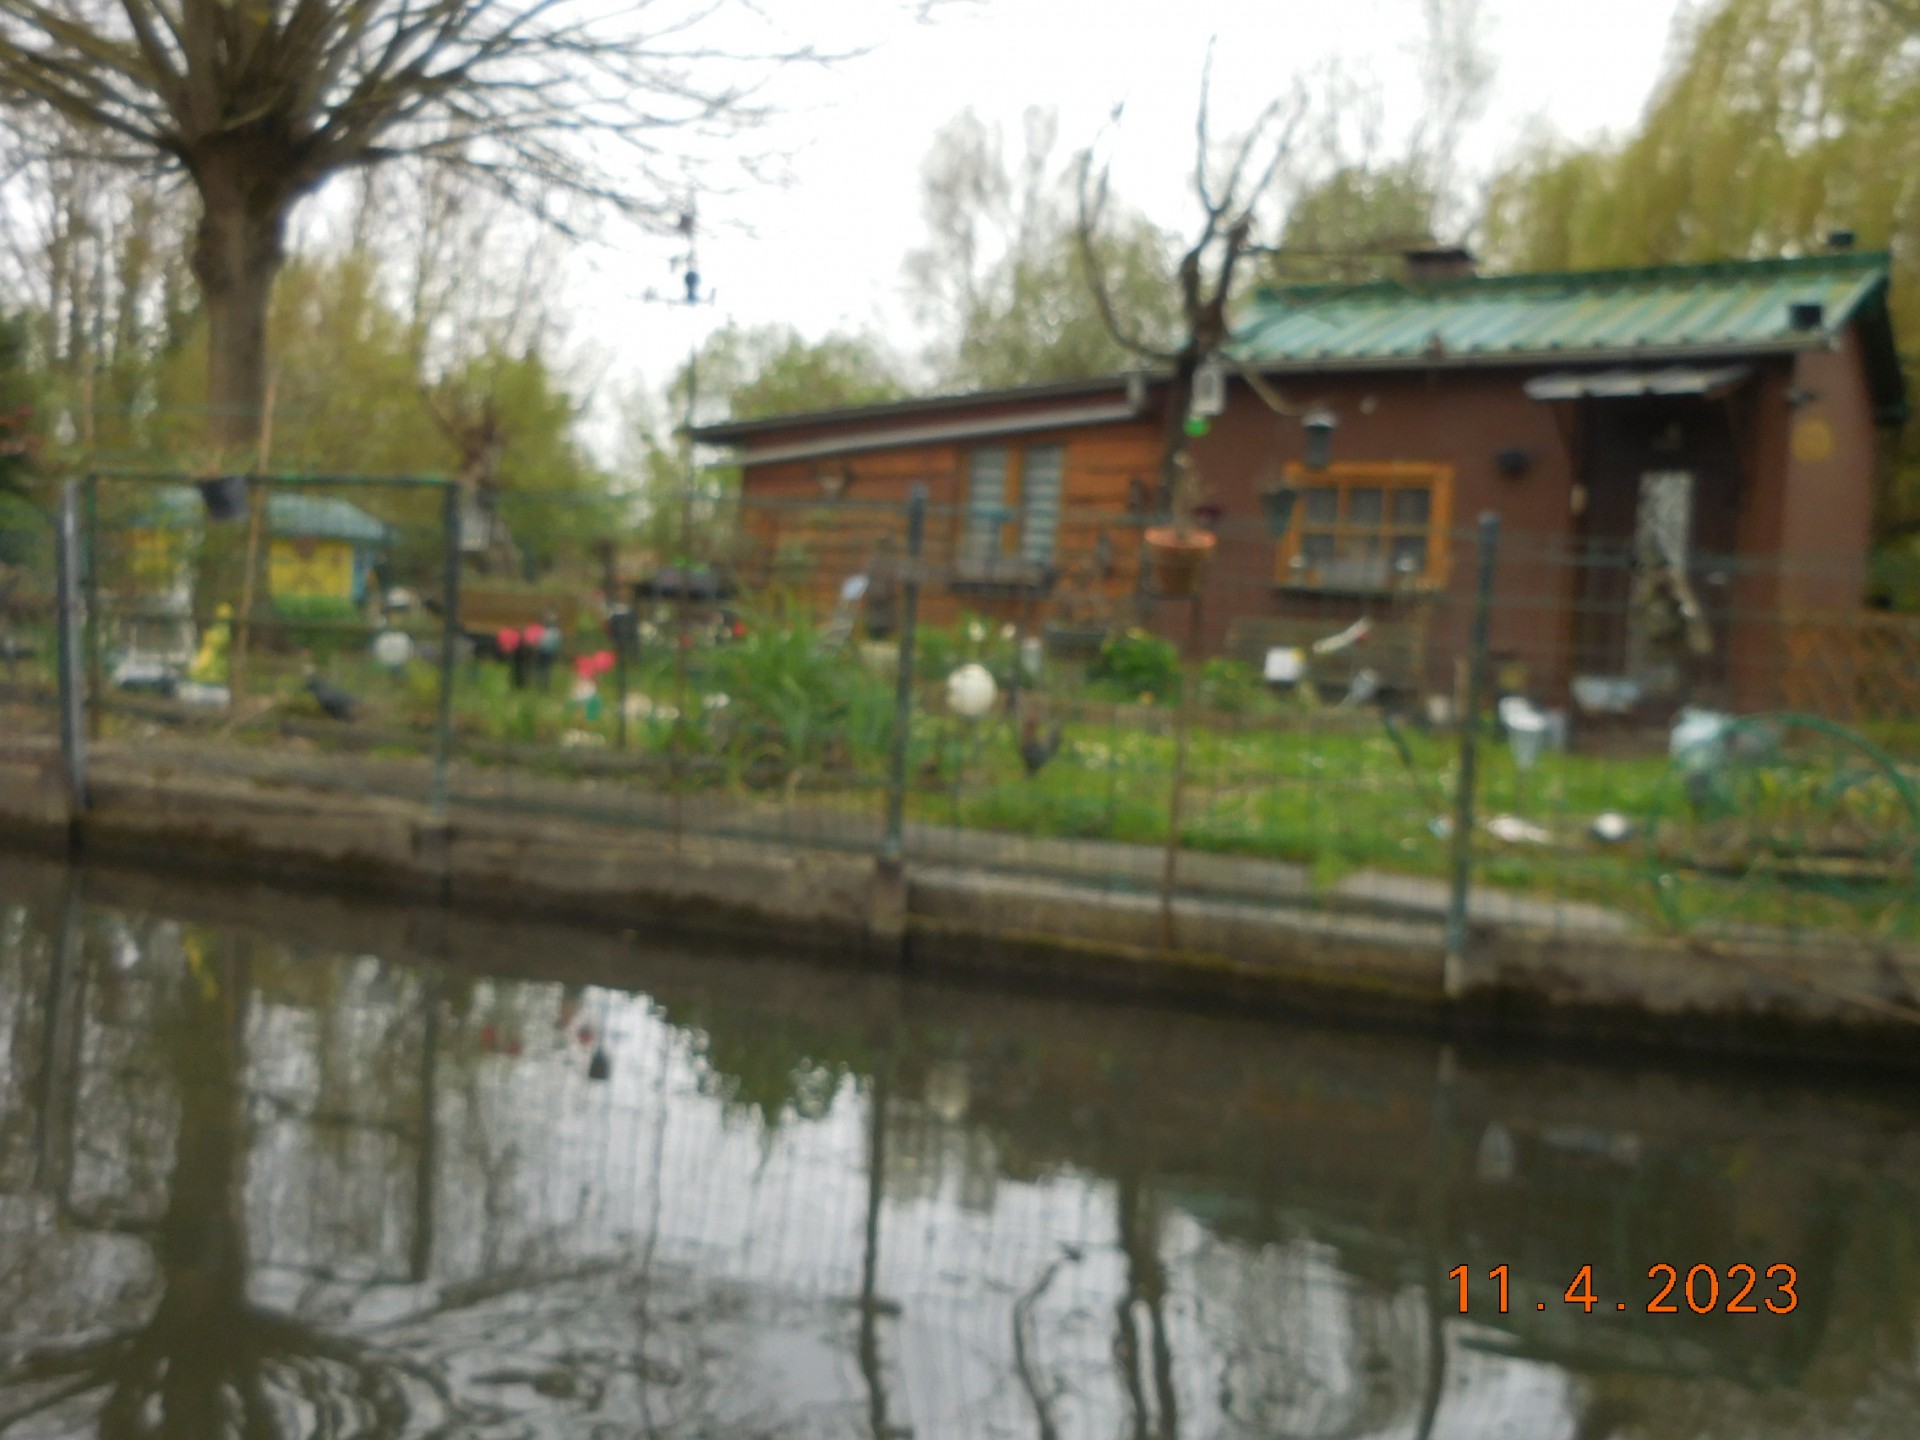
568;652;606;721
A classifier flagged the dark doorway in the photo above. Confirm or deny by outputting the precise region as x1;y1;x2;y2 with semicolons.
1570;396;1743;700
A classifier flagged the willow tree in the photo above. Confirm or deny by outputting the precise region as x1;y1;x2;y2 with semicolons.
1479;0;1920;532
0;1;810;455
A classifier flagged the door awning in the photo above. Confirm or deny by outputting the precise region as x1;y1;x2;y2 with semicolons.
1524;364;1753;402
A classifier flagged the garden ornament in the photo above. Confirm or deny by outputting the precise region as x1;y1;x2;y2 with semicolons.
947;663;997;720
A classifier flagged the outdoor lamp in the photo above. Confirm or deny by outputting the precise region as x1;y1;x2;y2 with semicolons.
197;474;249;522
1303;409;1338;471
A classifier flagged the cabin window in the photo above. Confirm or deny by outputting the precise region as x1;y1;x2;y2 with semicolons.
1274;462;1453;592
959;443;1064;582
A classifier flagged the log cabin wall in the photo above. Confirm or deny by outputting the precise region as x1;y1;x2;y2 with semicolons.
730;404;1166;633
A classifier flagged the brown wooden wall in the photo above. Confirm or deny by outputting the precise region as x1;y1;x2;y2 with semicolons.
730;345;1884;711
734;419;1164;630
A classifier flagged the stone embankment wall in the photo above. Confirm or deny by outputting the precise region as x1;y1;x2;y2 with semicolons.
4;737;1917;1067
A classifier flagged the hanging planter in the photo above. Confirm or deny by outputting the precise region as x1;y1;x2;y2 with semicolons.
1258;483;1301;539
1143;526;1216;598
197;474;250;523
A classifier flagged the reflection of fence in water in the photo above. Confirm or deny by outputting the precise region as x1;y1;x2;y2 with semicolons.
4;875;1905;1438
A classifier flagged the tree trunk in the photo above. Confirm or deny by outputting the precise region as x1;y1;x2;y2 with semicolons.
1156;351;1200;508
190;171;290;456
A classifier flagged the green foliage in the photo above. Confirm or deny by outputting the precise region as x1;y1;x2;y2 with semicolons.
1479;0;1920;534
676;323;907;423
905;108;1180;388
1090;628;1181;701
705;603;895;778
1266;164;1438;286
1195;657;1267;715
949;210;1179;389
271;596;360;620
0;314;42;504
913;613;1023;689
1870;537;1920;610
271;595;366;661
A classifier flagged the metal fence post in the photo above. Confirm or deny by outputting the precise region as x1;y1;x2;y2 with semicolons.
430;482;460;817
54;480;88;813
1445;511;1500;993
882;486;927;866
81;475;102;739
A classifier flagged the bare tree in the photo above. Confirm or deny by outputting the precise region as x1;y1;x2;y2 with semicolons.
0;0;828;455
1077;54;1310;503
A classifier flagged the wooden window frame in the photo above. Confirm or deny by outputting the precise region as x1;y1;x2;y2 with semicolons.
955;442;1064;591
1273;461;1454;594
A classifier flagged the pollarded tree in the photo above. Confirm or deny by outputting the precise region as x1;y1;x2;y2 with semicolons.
0;1;835;456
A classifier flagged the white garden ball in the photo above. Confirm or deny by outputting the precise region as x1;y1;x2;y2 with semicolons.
947;663;998;719
372;629;414;669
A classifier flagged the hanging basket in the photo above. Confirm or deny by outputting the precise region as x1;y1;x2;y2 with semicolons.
1143;526;1216;598
196;474;250;523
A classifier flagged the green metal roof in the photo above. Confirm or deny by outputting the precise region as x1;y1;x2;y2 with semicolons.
146;487;391;544
1233;253;1903;413
267;493;390;544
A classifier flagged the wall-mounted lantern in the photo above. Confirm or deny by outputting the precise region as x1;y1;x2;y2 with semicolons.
1303;408;1338;471
817;467;849;500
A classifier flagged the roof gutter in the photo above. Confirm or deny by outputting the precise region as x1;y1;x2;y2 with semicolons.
711;398;1147;468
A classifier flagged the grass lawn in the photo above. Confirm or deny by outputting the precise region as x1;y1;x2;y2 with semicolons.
71;628;1920;945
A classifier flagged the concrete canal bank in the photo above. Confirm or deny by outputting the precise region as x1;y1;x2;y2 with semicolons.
3;734;1917;1066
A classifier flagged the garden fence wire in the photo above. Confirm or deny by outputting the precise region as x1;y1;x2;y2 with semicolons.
5;474;1918;961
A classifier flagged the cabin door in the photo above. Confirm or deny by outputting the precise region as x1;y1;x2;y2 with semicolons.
1571;394;1740;698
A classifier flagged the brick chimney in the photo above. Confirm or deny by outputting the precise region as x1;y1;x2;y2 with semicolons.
1404;247;1477;284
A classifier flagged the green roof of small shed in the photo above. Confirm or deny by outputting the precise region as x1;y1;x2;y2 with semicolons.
1232;252;1903;414
145;488;391;544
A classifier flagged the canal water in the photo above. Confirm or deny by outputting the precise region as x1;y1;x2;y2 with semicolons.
0;857;1916;1439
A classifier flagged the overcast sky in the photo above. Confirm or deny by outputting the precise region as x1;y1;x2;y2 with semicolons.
561;0;1690;436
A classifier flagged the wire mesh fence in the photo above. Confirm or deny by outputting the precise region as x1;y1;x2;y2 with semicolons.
8;472;1918;958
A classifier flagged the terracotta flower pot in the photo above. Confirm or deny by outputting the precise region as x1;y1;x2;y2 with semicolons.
1143;526;1216;598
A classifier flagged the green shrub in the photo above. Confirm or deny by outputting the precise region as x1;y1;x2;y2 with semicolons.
1090;628;1181;701
706;605;893;779
1195;657;1266;715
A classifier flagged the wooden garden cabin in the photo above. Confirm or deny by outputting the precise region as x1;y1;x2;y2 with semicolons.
694;248;1905;714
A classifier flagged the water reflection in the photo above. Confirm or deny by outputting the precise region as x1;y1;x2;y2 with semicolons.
1;858;1919;1437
